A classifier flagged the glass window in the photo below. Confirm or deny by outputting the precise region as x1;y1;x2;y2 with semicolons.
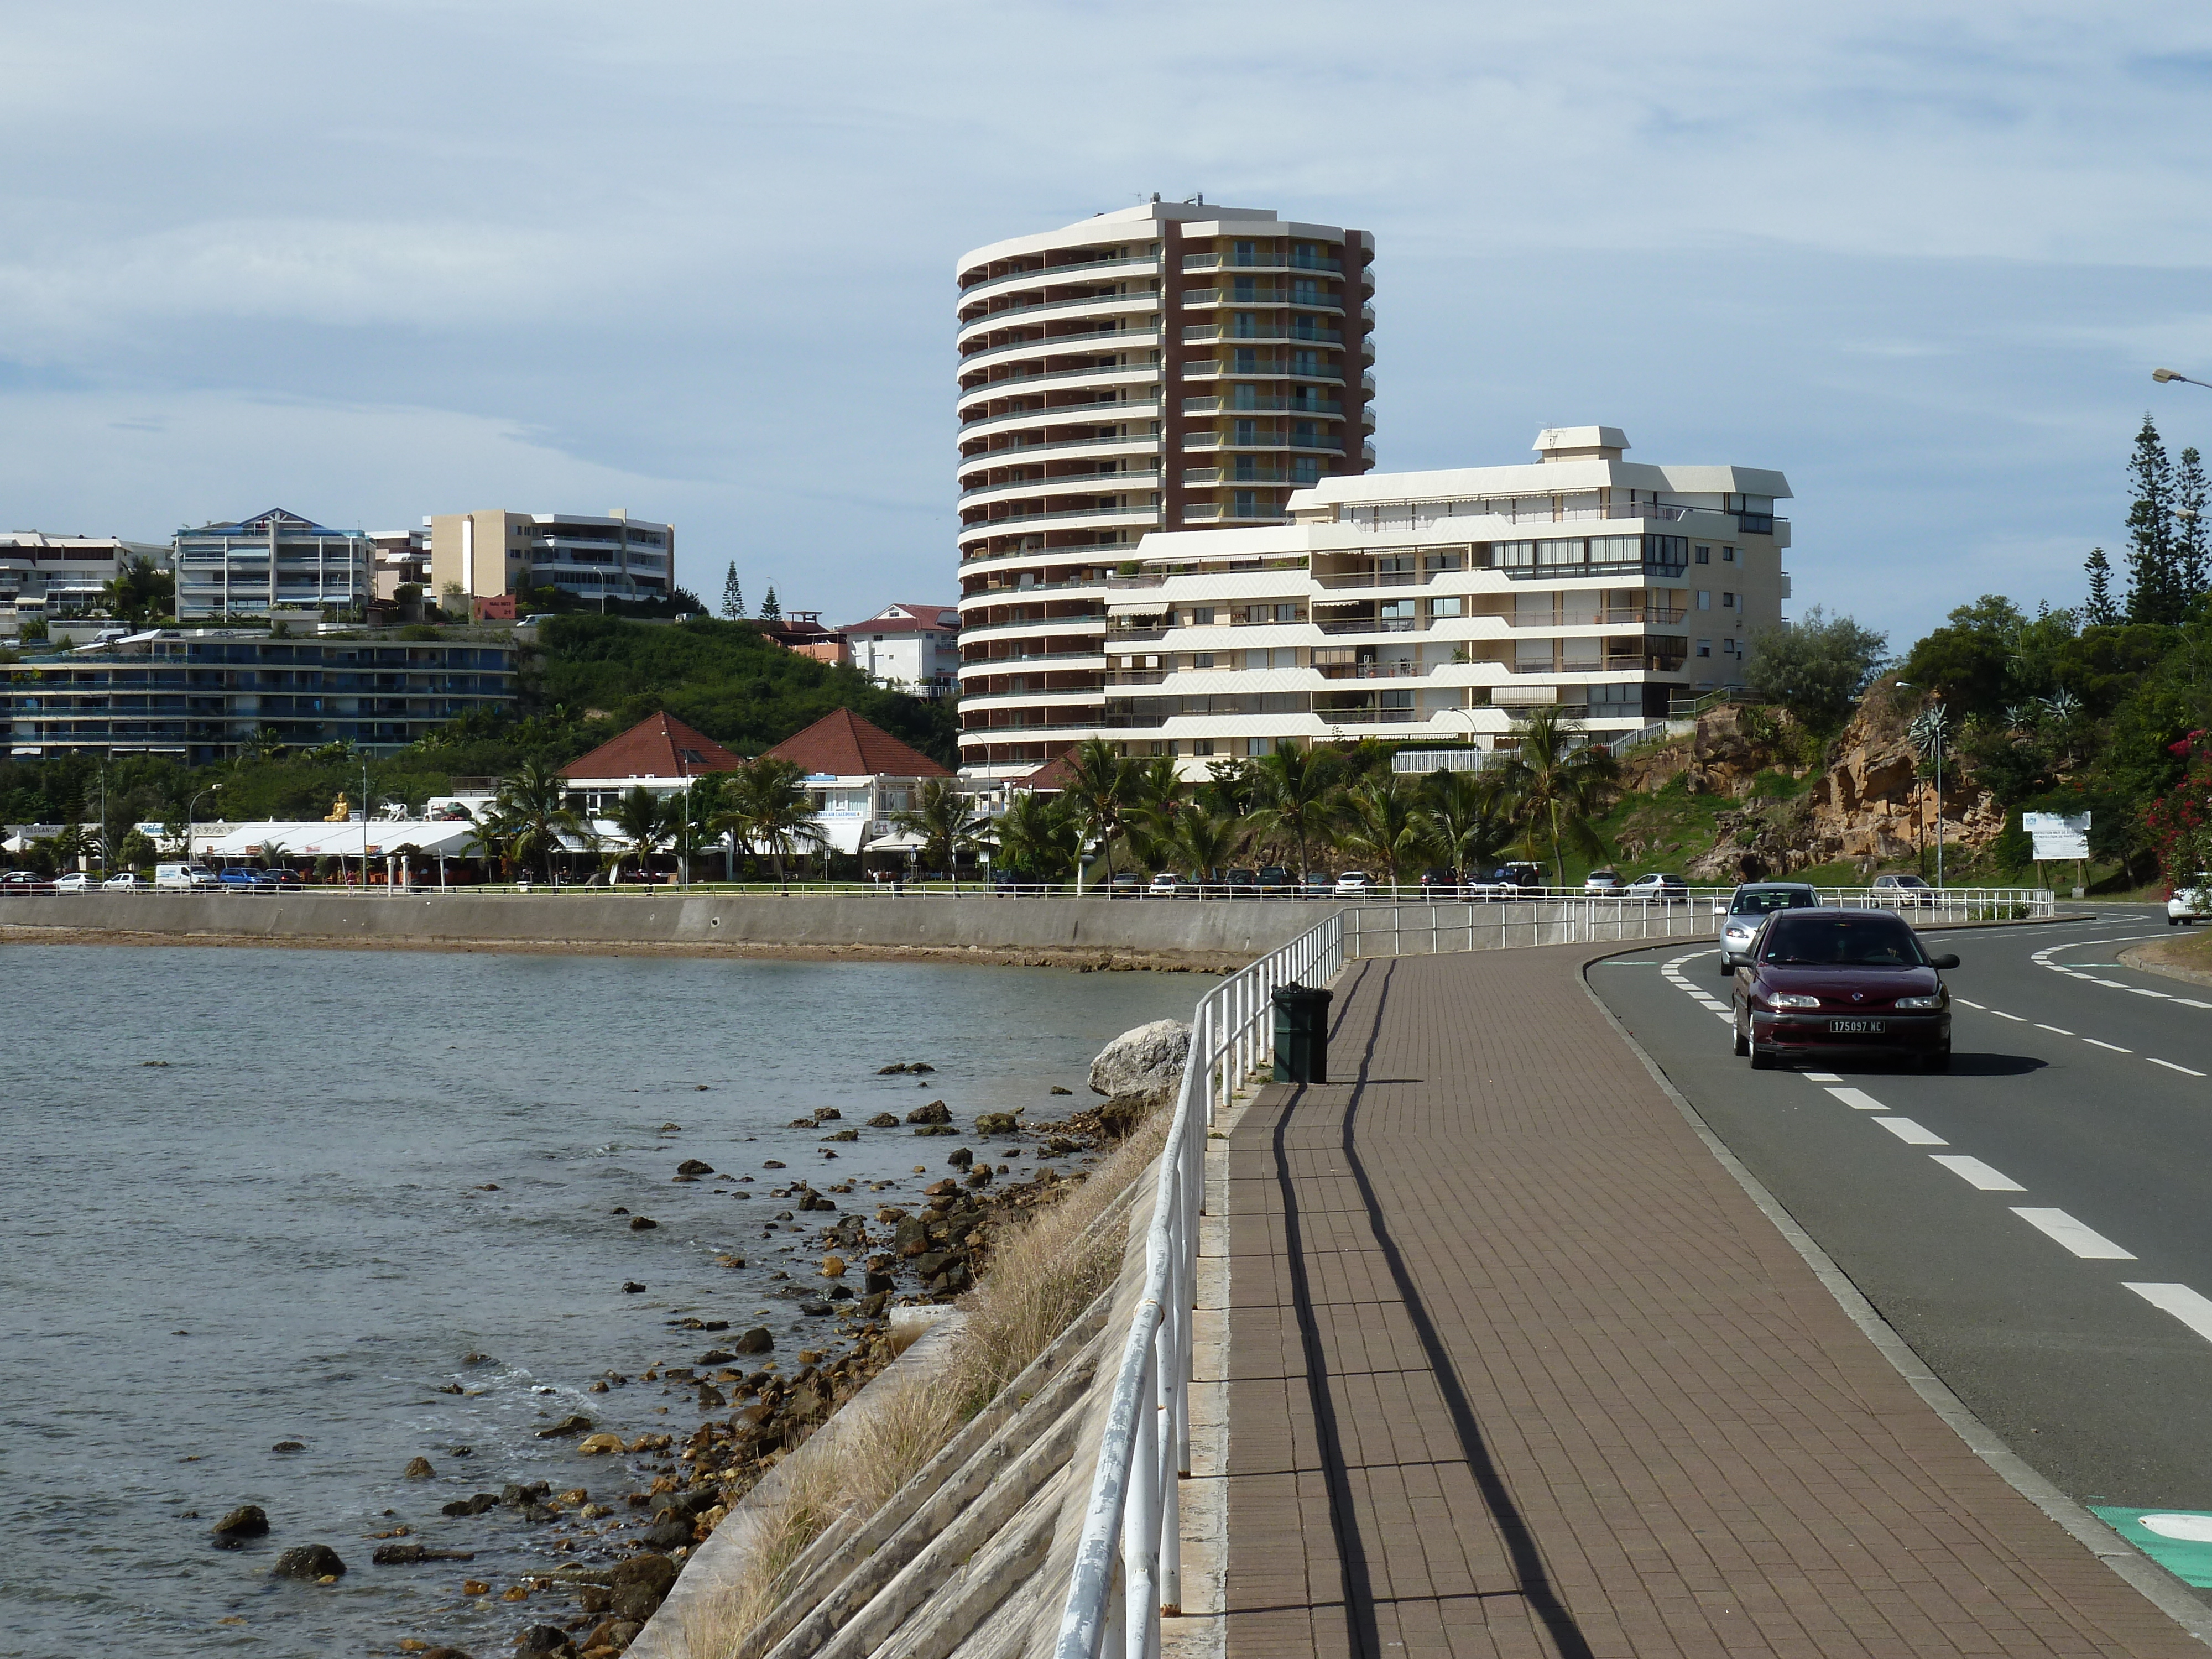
1695;545;1710;564
1697;639;1712;657
1189;606;1214;624
1723;545;1737;562
1761;915;1926;966
1430;596;1464;618
1275;603;1298;623
1722;592;1736;609
1697;591;1712;610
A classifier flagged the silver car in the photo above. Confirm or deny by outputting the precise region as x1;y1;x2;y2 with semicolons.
1717;882;1819;969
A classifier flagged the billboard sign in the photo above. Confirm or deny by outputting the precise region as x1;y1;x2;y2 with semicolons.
2023;811;2091;861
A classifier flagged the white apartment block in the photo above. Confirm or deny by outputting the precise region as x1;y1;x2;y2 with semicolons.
0;531;166;625
174;509;372;620
842;604;962;699
954;200;1376;778
1102;426;1791;774
427;510;675;606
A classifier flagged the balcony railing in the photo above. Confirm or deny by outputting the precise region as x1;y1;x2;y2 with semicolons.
959;613;1108;637
1181;324;1344;345
962;504;1161;529
1107;627;1170;644
1181;359;1343;383
1506;606;1690;627
960;390;1161;426
1182;395;1342;416
1181;252;1344;273
957;253;1159;304
1314;568;1434;589
958;329;1162;373
958;364;1164;403
1317;661;1422;680
957;291;1160;336
1317;617;1423;635
961;469;1157;501
962;432;1162;463
1105;670;1170;686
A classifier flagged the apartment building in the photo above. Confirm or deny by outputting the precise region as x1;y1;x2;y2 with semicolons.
427;510;675;608
843;604;961;698
173;509;372;621
4;629;517;761
1099;426;1791;773
953;200;1376;777
0;532;167;627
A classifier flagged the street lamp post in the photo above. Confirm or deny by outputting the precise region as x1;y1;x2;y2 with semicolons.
1897;684;1947;889
185;784;222;867
2154;368;2212;390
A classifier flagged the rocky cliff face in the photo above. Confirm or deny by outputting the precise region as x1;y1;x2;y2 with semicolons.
1621;699;2005;881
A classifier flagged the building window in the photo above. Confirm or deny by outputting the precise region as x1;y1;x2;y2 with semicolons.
1275;603;1298;622
1233;491;1260;517
1723;545;1737;562
1191;653;1214;669
1722;592;1736;609
1192;738;1214;757
1696;639;1712;658
1696;591;1712;610
1189;606;1214;625
1695;545;1710;564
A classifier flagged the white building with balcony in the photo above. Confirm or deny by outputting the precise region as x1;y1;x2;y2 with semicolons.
954;200;1376;778
841;604;961;698
0;531;167;627
427;510;675;608
1099;426;1792;774
173;509;372;620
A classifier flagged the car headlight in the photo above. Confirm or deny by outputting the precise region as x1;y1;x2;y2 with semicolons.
1895;994;1943;1010
1767;993;1821;1009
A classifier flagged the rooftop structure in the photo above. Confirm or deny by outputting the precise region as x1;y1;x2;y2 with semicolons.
559;713;745;813
953;201;1376;777
1098;425;1793;773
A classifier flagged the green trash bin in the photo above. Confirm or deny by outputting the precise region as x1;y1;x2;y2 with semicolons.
1272;983;1333;1084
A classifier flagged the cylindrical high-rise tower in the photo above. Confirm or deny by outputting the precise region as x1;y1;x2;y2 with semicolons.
953;201;1375;778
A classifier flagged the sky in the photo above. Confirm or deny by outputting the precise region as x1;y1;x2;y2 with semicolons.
4;1;2211;650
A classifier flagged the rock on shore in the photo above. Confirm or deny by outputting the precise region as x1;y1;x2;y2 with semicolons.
1088;1019;1190;1106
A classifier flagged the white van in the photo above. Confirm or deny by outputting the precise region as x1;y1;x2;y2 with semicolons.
154;863;220;891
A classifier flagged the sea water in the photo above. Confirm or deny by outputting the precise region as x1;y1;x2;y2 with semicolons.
0;943;1199;1658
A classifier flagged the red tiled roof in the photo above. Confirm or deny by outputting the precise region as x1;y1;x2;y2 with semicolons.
560;712;746;781
762;708;951;779
839;606;959;633
1020;748;1079;791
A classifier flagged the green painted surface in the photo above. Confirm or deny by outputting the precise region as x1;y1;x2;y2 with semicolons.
2091;1507;2212;1587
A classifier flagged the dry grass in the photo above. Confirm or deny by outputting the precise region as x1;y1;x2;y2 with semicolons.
681;1102;1174;1659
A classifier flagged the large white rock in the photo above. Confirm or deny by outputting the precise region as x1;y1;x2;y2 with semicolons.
1088;1019;1192;1104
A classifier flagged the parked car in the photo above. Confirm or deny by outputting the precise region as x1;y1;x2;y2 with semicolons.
1301;872;1335;899
1256;865;1293;895
2169;875;2210;926
53;872;94;893
1223;868;1258;899
1871;873;1937;907
154;863;221;891
102;873;148;890
1494;861;1546;893
1145;872;1184;900
1584;868;1624;893
1626;872;1688;902
1732;907;1959;1071
1;870;54;894
218;867;277;891
1418;867;1458;899
1104;871;1142;900
1334;870;1371;898
1718;881;1820;969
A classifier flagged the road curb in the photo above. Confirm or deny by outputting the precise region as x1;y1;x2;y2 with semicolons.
1579;943;2212;1646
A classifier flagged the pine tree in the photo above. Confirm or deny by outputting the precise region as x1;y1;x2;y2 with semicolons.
2177;446;2209;602
2084;546;2119;628
759;585;782;622
2125;414;2185;625
721;561;743;620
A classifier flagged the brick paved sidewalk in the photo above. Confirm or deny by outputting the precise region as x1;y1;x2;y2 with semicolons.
1221;945;2203;1658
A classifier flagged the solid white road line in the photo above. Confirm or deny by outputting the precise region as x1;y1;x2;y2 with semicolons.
2149;1058;2208;1077
1929;1155;2026;1191
1825;1086;1887;1111
2125;1283;2212;1344
2084;1037;2133;1053
2010;1207;2138;1260
2035;1023;2074;1035
1874;1117;1948;1145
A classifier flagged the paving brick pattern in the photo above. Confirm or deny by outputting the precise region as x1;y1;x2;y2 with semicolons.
1222;945;2200;1657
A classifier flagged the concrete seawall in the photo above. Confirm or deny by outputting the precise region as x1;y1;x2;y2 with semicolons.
0;891;1334;959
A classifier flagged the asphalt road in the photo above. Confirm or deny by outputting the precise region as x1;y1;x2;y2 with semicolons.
1590;904;2212;1520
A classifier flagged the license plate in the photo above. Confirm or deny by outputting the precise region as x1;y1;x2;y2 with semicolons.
1827;1019;1885;1035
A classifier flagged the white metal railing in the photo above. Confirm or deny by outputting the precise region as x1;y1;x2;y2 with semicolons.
1054;911;1343;1659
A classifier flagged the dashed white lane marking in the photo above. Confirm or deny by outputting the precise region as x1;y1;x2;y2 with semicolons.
2130;987;2173;999
2084;1037;2133;1053
2036;1023;2074;1035
1825;1087;1888;1111
1991;1009;2027;1022
2126;1283;2212;1344
2150;1058;2208;1077
1803;1071;1842;1082
1930;1155;2026;1191
1874;1117;1948;1145
2095;979;2130;989
1957;998;1986;1009
2179;999;2212;1010
2011;1207;2138;1260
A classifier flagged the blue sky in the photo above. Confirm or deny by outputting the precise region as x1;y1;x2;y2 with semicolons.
3;1;2210;649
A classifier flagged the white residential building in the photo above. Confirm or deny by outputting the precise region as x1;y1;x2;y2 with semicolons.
0;532;166;626
953;200;1378;778
427;510;675;607
173;509;373;620
1101;426;1792;774
842;604;961;698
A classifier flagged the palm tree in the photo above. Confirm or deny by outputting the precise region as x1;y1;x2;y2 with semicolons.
993;791;1082;883
677;772;734;883
1062;738;1136;888
893;777;988;890
1417;769;1513;884
1334;775;1432;895
1494;706;1620;889
1159;799;1245;893
1245;744;1344;883
716;757;827;893
492;758;586;883
609;785;672;883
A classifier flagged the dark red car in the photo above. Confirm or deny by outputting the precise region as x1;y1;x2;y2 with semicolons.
1730;907;1959;1071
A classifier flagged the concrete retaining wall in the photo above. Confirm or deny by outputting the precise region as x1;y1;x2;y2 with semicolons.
0;891;1333;957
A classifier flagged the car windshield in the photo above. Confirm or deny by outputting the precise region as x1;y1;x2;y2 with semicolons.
1731;888;1812;915
1761;916;1927;967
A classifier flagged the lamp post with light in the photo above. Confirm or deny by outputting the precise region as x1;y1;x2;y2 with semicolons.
2154;368;2212;391
1896;684;1948;890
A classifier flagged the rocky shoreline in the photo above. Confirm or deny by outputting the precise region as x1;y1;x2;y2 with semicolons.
195;1027;1186;1659
0;922;1243;975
